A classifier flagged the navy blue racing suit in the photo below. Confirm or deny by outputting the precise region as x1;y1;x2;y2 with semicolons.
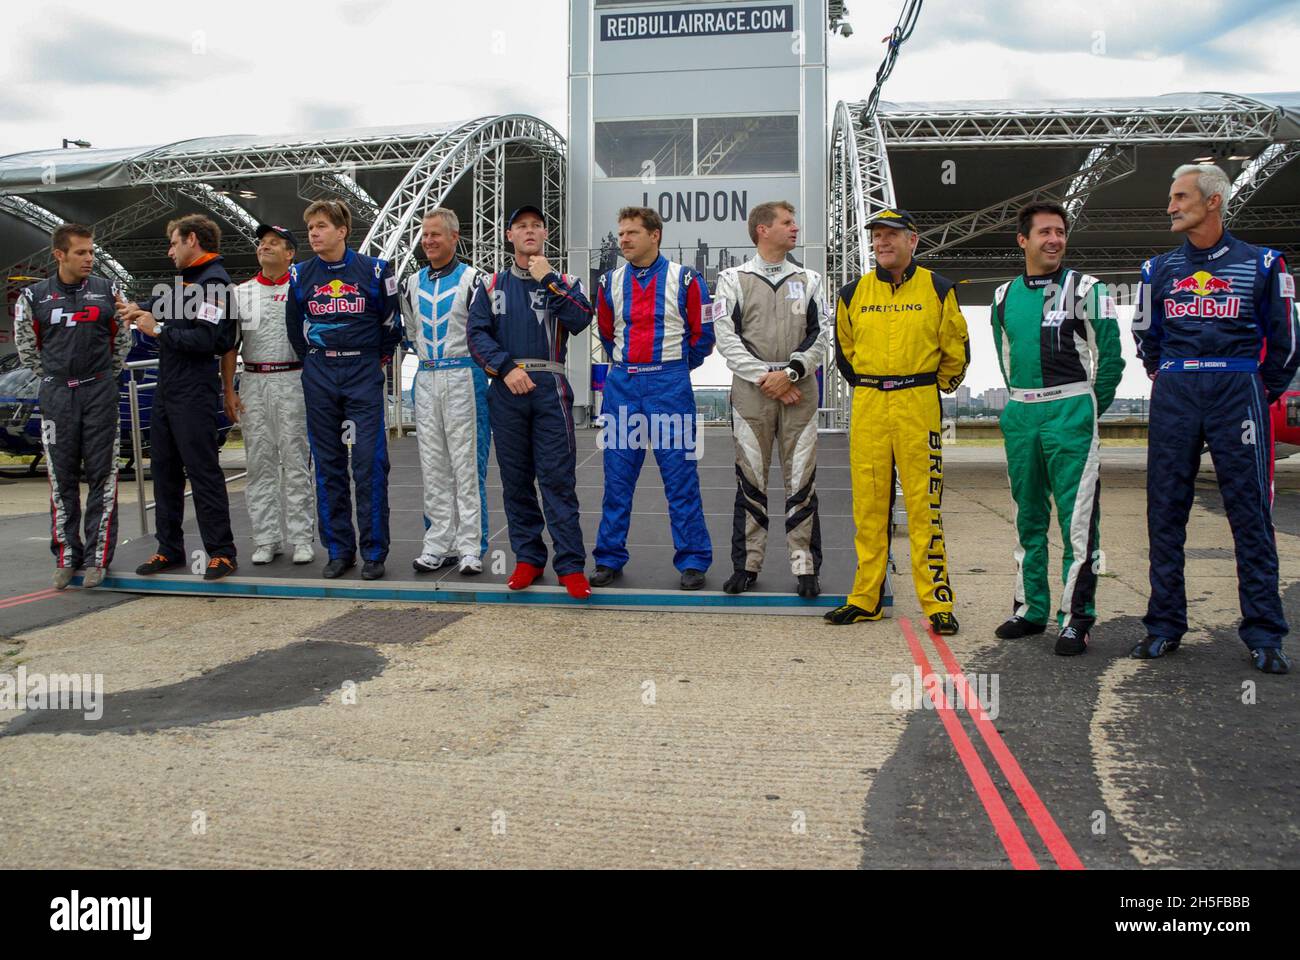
287;248;402;563
1135;231;1299;650
467;263;593;575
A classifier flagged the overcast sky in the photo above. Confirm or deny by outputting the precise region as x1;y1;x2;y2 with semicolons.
4;0;1298;393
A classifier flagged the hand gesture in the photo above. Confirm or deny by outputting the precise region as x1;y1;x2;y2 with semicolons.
503;367;536;395
527;256;553;283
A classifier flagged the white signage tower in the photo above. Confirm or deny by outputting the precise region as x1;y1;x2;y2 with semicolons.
567;0;828;411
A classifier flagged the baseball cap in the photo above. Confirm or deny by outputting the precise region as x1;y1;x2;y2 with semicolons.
506;205;546;228
863;208;917;231
256;223;297;249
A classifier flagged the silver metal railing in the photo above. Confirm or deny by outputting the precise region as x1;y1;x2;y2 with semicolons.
124;359;247;537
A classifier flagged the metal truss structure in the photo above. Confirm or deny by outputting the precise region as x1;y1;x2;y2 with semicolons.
826;102;897;428
911;204;1300;234
1;194;135;296
297;171;381;233
1227;142;1300;225
826;91;1300;428
2;115;566;314
876;93;1282;148
360;115;565;279
917;148;1137;258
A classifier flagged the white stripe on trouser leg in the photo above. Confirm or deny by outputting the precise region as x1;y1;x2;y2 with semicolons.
1007;466;1030;619
1059;419;1101;628
93;429;121;567
43;415;71;567
732;409;768;565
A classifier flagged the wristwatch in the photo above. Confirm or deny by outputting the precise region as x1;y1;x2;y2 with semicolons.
153;322;165;336
784;366;799;383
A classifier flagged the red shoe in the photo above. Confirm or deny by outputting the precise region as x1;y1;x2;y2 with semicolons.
506;562;544;590
559;571;592;599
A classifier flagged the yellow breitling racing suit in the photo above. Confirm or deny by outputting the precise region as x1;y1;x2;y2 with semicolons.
834;262;970;617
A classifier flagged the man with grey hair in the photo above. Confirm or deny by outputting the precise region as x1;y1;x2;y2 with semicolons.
1133;163;1298;673
400;207;491;575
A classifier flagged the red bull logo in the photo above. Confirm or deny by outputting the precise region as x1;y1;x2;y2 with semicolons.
312;279;362;298
1164;270;1240;319
307;277;366;316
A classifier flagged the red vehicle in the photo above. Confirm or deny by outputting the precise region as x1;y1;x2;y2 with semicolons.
1274;365;1300;459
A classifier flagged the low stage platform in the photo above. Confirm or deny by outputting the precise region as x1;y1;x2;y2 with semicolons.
93;424;893;615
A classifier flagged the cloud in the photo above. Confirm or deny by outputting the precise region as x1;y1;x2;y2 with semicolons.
891;0;1281;59
18;12;251;89
292;104;365;133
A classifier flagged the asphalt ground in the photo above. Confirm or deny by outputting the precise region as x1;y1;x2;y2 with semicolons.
0;431;1297;869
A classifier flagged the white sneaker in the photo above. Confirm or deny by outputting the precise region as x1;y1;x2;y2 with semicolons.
412;553;451;573
252;544;281;565
458;555;483;575
83;567;106;588
292;543;315;564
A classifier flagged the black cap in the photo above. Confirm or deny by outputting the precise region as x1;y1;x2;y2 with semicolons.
863;208;917;231
506;205;546;228
256;223;297;249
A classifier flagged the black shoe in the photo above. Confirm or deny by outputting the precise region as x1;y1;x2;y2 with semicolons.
722;570;757;594
1130;635;1179;659
995;616;1047;639
824;603;881;625
322;557;355;579
1055;625;1089;656
680;568;706;591
136;553;182;576
1251;648;1291;674
591;565;621;587
361;561;385;581
796;574;820;599
929;612;959;636
203;556;237;581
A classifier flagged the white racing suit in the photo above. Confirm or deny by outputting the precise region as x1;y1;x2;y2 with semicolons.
234;273;314;549
401;259;490;560
713;256;832;576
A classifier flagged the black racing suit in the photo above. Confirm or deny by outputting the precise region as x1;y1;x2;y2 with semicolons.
138;254;239;562
14;275;131;569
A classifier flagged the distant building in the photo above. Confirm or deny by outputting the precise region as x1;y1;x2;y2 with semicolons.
982;387;1009;411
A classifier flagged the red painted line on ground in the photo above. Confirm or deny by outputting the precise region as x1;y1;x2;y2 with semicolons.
0;585;63;604
925;624;1087;871
897;617;1040;870
0;587;61;610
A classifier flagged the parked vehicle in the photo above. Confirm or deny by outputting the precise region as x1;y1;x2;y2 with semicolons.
0;329;233;471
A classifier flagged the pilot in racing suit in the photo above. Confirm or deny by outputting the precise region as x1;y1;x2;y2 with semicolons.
286;247;402;574
14;274;131;580
991;266;1124;651
830;259;970;628
233;268;315;558
593;253;714;582
712;253;831;595
1135;230;1298;670
401;257;491;571
467;263;593;583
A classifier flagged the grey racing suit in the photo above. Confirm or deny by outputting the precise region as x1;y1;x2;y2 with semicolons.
14;274;131;569
234;272;314;549
401;259;491;560
713;255;832;576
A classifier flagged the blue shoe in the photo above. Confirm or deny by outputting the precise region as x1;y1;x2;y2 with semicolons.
1130;635;1180;659
1250;648;1291;674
